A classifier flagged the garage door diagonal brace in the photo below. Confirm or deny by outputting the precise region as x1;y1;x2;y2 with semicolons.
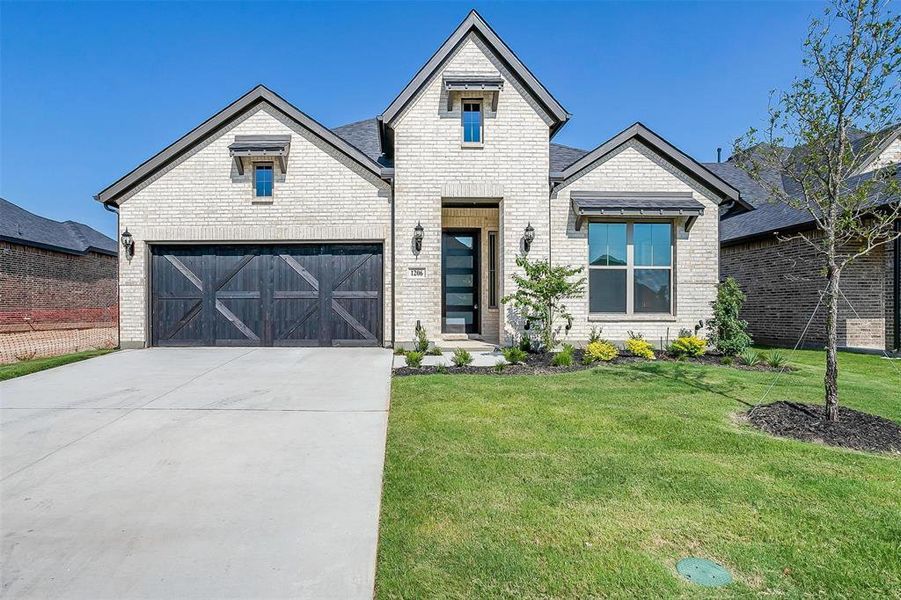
331;299;376;341
280;254;320;291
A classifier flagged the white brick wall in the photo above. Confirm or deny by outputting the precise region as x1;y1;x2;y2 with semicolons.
552;140;721;345
862;136;901;173
117;106;392;347
392;34;551;345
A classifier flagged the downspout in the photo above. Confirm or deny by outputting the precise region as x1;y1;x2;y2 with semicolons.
390;176;396;348
894;219;900;352
102;199;121;350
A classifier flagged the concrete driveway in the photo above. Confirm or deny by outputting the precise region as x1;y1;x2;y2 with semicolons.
0;347;393;599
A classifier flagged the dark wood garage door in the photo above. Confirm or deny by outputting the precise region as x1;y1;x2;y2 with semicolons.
150;244;382;347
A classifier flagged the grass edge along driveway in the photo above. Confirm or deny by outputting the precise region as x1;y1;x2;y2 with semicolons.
376;349;900;598
0;349;115;382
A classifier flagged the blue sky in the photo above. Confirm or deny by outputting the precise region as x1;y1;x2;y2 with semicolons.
1;1;824;238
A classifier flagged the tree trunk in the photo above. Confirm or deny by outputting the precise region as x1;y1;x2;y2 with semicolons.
824;265;840;422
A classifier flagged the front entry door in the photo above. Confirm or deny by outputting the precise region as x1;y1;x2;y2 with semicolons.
442;230;480;334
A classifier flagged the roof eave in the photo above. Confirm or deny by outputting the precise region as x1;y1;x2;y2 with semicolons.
96;85;384;206
558;122;750;209
379;10;569;132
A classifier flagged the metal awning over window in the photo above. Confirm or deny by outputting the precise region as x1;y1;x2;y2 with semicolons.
571;191;705;231
228;135;291;174
443;75;504;111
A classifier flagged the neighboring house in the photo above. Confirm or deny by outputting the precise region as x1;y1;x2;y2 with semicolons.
711;125;901;353
96;11;748;349
0;198;118;362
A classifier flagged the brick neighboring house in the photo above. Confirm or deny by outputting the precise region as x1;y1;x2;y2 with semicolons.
95;11;751;350
0;198;118;363
711;126;901;353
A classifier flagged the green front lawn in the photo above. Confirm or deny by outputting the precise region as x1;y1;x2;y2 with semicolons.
377;349;900;598
0;349;115;381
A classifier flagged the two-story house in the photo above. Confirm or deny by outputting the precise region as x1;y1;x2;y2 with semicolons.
96;11;748;349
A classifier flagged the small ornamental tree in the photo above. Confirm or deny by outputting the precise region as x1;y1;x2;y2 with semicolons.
733;0;901;421
707;277;753;355
502;256;585;351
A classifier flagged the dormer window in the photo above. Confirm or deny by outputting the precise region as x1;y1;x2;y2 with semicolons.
462;100;483;145
254;163;273;197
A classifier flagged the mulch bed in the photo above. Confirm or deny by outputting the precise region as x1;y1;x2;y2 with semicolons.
747;401;901;454
393;349;790;377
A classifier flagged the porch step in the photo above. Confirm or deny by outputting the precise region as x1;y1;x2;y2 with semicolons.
437;339;497;352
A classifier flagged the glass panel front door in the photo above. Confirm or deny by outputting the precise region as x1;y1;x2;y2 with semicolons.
442;231;480;334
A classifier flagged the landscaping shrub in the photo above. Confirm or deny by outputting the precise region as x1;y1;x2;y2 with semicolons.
588;326;603;344
583;340;618;363
394;347;407;356
721;355;735;366
405;351;424;368
502;256;585;350
518;333;534;353
493;360;506;373
669;335;706;358
624;331;655;360
739;348;762;367
413;324;430;353
551;344;575;367
502;346;528;365
435;363;448;374
452;348;474;367
426;346;444;356
707;277;753;355
768;350;788;368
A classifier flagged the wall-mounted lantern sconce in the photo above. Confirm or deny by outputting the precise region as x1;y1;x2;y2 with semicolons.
523;222;535;253
413;222;424;253
121;228;135;259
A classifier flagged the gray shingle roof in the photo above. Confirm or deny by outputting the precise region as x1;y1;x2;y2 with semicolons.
713;161;900;244
330;118;393;167
329;117;589;174
0;198;117;256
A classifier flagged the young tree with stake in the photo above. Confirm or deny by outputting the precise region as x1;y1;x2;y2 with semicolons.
734;0;900;421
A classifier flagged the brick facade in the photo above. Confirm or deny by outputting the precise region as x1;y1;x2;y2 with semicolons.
112;26;729;350
0;241;118;363
0;242;117;331
720;232;897;351
116;106;392;348
552;141;721;345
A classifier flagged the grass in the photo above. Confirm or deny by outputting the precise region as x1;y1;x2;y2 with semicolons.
0;349;115;381
377;349;901;598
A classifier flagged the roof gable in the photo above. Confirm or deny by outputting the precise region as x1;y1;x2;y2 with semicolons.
556;122;748;209
379;10;569;133
96;85;385;205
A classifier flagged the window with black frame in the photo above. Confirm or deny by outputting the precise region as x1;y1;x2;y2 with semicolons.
588;222;672;314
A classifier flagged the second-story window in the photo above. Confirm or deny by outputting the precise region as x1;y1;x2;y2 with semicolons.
254;163;273;197
462;100;482;145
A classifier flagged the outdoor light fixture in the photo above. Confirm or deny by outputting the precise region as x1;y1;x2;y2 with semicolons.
413;221;424;253
523;222;535;252
120;228;135;259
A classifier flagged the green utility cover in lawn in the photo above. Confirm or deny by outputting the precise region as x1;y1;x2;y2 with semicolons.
676;557;732;587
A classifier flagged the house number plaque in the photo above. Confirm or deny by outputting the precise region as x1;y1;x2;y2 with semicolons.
408;267;426;278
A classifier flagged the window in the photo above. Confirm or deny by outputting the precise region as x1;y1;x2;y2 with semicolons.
488;231;498;308
462;100;482;144
254;163;273;197
588;222;672;314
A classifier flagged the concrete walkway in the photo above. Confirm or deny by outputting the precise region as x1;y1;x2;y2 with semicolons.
0;347;393;599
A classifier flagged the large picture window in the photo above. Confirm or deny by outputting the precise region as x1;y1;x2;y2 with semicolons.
588;222;673;314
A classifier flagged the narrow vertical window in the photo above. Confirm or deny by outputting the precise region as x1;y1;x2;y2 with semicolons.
488;231;498;308
254;163;273;197
462;100;482;144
